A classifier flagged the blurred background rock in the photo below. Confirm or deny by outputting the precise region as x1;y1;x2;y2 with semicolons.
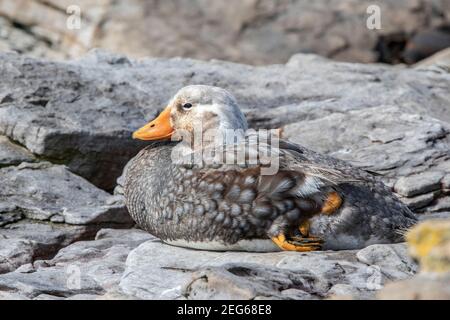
0;0;449;65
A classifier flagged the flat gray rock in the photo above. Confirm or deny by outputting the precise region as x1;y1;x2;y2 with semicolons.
119;240;416;300
0;291;30;300
0;161;133;274
0;162;131;225
0;221;109;274
394;171;445;197
356;244;417;280
427;197;450;213
0;228;153;299
442;174;450;189
0;238;36;274
1;51;449;189
418;212;450;221
401;193;437;211
0;135;35;166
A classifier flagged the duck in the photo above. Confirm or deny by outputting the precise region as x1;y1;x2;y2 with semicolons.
124;85;417;252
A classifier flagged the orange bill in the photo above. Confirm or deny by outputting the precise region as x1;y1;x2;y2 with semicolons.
132;106;174;140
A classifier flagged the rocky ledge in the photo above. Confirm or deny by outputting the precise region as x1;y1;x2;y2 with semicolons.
0;51;449;299
0;229;417;300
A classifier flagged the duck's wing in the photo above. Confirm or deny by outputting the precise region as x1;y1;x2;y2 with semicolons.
277;139;375;183
185;138;364;239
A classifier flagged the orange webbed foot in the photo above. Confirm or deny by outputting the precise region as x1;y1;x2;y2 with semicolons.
271;233;323;252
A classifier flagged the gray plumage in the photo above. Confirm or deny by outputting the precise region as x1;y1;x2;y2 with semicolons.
124;138;417;250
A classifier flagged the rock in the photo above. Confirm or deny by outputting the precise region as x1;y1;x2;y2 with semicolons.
442;174;450;189
0;291;30;300
427;197;450;213
184;265;317;300
0;266;104;298
118;240;415;300
0;209;22;227
0;238;36;274
0;162;130;225
401;192;437;211
406;219;450;273
0;15;63;60
0;52;148;190
356;244;417;280
0;0;449;65
327;284;368;300
0;135;35;166
418;212;450;221
394;171;445;197
0;161;133;274
0;221;104;268
0;228;152;299
2;52;449;190
33;294;65;300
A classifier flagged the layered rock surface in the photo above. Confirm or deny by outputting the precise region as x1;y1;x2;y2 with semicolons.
0;51;449;299
0;135;133;274
0;228;417;300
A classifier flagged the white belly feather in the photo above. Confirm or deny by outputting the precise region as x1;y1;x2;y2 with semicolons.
164;239;281;252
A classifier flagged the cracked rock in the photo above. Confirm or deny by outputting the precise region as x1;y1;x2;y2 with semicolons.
0;229;152;299
442;175;450;189
118;240;416;300
427;197;450;213
400;193;437;211
0;162;133;274
0;162;131;225
0;238;36;274
0;135;35;166
394;171;445;198
356;244;417;280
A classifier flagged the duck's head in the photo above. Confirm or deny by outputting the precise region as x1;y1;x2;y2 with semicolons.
132;85;248;142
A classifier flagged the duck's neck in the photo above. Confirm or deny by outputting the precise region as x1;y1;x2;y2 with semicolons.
171;126;247;165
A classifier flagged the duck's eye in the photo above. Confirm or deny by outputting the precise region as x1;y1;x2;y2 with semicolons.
182;103;193;110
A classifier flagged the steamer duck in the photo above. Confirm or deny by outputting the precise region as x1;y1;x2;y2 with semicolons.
124;85;416;252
